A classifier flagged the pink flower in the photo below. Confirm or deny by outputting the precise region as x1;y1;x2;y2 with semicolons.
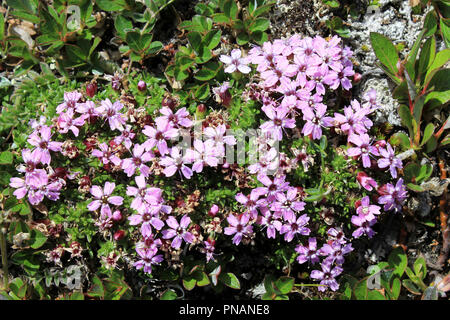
377;143;403;179
56;91;82;114
302;104;334;140
91;142;122;166
260;105;296;141
97;98;127;131
224;214;253;245
347;133;379;168
87;182;123;217
186;139;219;173
114;125;135;150
57;109;86;137
157;107;192;128
142;120;179;156
356;172;378;191
161;215;194;249
134;247;163;274
27;125;62;165
159;146;193;179
220;49;251;74
280;214;310;242
121;143;154;177
356;196;381;222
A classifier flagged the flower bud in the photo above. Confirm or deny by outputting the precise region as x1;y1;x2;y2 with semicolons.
196;104;206;119
137;80;147;91
353;73;362;84
208;204;219;217
114;230;125;241
112;210;122;221
86;82;97;98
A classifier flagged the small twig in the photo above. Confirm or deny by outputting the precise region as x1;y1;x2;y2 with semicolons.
0;227;9;291
437;158;449;268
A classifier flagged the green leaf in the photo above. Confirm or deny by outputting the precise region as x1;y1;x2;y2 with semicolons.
441;18;450;48
420;123;435;146
69;292;85;300
87;275;105;299
273;277;294;295
115;15;133;39
390;132;411;150
423;10;438;37
146;41;163;55
413;256;427;280
160;289;177;300
388;247;407;278
422;286;438;300
424;69;450;110
29;229;47;249
250;31;269;45
390;277;401;300
424;49;450;85
182;276;197;291
370;32;399;75
219;272;240;289
126;31;144;52
223;0;238;19
249;18;270;32
212;13;230;24
236;32;249;45
203;30;222;50
196;272;211;287
407;183;424;192
194;83;210;100
194;61;221;81
187;31;203;53
353;279;368;300
0;151;14;165
322;0;340;8
95;0;127;11
418;36;436;82
398;105;414;137
367;290;386;300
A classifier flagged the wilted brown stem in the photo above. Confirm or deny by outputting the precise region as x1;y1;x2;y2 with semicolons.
0;229;8;291
438;158;449;268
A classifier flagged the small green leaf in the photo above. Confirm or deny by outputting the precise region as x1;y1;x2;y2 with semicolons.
0;151;14;165
390;277;401;300
236;32;249;45
160;289;177;300
420;123;435;146
219;272;240;289
367;290;386;300
87;275;105;299
182;277;196;291
423;10;438;37
194;61;221;81
29;229;47;249
413;256;427;280
398;105;414;137
370;32;399;75
273;277;294;295
388;247;407;278
249;18;270;32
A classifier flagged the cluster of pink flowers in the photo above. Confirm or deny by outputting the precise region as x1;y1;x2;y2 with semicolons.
9;122;76;205
219;36;408;291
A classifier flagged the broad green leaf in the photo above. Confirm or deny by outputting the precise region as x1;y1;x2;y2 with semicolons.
390;132;411;150
219;272;240;289
223;0;238;19
126;31;144;52
203;30;222;50
187;31;202;53
115;15;133;39
423;10;438;37
420;123;435;146
0;151;13;165
29;229;47;249
388;247;407;278
212;13;230;24
95;0;127;11
418;36;436;81
182;277;196;291
249;18;270;33
367;290;386;300
424;69;450;110
398;105;413;137
405;29;425;81
413;256;427;280
160;289;177;300
353;278;368;300
236;32;249;45
370;32;399;75
87;275;105;299
146;41;163;55
273;277;294;295
440;17;450;48
391;277;401;300
194;61;221;81
424;49;450;85
407;183;424;192
194;83;210;100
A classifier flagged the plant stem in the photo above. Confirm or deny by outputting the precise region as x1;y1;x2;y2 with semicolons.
294;283;326;287
0;228;8;291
